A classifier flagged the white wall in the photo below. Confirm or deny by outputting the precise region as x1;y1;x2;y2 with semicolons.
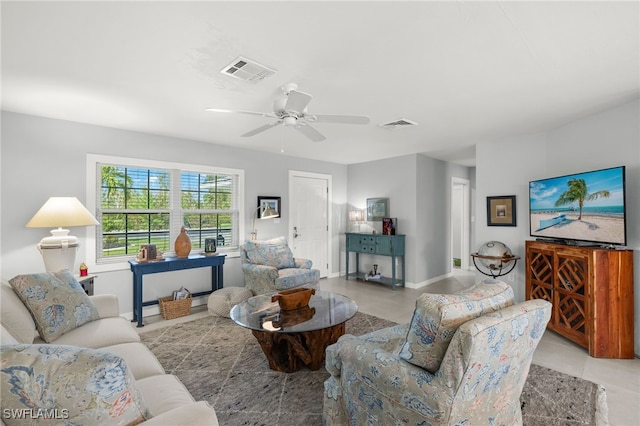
476;99;640;355
1;111;348;319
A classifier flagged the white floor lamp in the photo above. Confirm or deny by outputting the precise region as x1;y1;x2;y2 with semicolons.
26;197;100;272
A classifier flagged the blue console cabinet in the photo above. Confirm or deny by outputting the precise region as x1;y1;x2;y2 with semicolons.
345;233;405;289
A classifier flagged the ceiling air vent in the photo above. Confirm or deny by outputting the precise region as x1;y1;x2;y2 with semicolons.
378;118;419;128
220;56;276;83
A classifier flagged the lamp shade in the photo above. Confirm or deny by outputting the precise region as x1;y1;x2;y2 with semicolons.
349;209;364;221
27;197;99;271
261;205;279;219
26;197;99;228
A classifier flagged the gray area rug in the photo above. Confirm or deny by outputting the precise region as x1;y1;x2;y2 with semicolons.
140;312;607;425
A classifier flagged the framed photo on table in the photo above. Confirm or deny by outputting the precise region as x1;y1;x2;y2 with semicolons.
382;217;397;235
366;198;389;221
487;195;516;226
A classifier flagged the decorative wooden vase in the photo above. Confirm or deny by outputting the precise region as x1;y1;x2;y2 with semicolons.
271;288;315;311
174;226;191;258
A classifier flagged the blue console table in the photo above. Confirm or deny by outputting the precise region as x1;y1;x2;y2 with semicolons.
345;233;405;289
128;254;226;327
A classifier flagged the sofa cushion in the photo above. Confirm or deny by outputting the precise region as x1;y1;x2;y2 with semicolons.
37;317;141;348
101;342;165;380
275;268;320;291
1;325;19;346
9;270;100;343
0;344;149;425
141;401;219;425
399;279;514;373
1;282;37;344
136;374;195;418
244;237;296;269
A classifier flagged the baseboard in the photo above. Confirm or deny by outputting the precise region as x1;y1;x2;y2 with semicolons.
406;272;454;289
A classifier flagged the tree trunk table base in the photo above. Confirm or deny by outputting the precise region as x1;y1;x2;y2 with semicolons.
251;322;346;372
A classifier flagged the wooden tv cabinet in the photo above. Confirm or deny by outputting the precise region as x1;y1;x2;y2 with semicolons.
525;240;634;358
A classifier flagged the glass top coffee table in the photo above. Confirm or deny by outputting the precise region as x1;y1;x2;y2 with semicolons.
230;290;358;372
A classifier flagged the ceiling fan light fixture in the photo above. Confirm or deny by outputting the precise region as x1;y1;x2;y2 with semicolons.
283;116;297;127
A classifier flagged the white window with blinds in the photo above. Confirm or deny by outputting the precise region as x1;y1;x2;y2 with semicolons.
86;154;244;271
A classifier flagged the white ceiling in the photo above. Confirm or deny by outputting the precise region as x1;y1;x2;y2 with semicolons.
2;1;639;166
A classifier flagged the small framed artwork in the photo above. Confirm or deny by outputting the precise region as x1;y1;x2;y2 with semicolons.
257;196;281;218
204;238;217;254
382;217;397;235
487;195;516;226
367;198;389;221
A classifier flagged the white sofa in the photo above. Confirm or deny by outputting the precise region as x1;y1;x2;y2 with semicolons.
0;280;219;425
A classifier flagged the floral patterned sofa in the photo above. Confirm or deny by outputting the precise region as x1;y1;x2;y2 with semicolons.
240;237;320;295
0;271;218;425
323;280;552;425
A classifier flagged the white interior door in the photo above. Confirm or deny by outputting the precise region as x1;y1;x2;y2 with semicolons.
451;177;470;271
289;171;330;278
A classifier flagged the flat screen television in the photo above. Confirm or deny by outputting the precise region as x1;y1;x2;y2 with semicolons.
529;166;627;246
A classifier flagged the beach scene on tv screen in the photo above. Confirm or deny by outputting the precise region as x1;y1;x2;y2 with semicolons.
529;167;625;244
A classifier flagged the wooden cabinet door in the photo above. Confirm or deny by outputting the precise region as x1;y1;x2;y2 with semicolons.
554;248;589;347
526;246;554;305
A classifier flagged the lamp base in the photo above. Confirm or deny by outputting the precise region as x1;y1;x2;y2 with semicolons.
37;228;79;272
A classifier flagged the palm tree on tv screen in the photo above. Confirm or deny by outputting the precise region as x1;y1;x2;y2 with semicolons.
554;178;610;220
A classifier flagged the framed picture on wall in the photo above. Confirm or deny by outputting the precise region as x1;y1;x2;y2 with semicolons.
367;198;389;221
487;195;516;226
257;196;281;218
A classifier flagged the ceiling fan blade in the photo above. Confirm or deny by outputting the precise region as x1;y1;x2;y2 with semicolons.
285;90;313;114
241;121;280;137
308;114;371;125
295;124;326;142
206;108;275;118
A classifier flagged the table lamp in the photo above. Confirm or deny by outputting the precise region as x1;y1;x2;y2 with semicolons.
349;209;364;232
251;204;279;240
26;197;100;272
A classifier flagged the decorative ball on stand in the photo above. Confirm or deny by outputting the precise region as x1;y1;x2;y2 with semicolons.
471;241;520;278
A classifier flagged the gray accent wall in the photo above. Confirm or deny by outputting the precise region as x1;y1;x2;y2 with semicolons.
346;154;472;286
475;99;640;355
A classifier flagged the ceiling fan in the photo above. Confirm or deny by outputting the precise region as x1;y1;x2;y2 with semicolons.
206;83;370;142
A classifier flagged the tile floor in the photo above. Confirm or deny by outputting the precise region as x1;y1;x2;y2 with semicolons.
137;271;640;426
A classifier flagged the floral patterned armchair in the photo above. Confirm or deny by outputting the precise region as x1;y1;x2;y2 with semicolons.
323;280;552;425
240;237;320;295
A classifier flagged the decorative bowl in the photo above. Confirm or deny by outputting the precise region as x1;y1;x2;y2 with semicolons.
271;288;315;311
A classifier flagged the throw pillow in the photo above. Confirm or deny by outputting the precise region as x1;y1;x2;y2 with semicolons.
0;344;149;425
399;280;514;373
9;270;100;343
244;236;296;269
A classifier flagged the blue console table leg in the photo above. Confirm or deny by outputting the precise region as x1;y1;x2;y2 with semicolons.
133;274;144;327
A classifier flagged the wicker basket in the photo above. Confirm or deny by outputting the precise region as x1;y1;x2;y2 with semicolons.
158;294;192;320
